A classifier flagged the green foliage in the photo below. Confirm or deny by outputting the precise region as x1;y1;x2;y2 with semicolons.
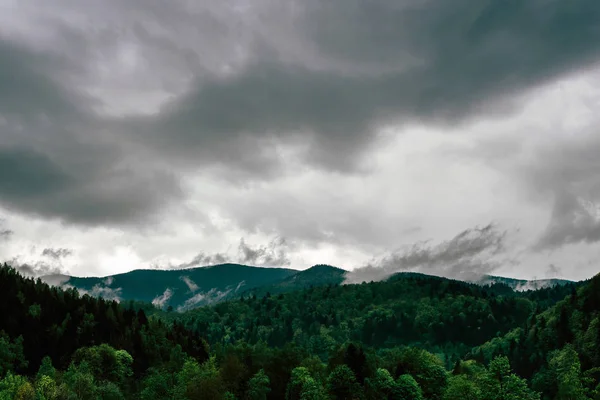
35;375;57;400
140;370;172;400
443;375;481;400
287;367;326;400
173;357;226;400
327;365;362;400
2;263;600;400
246;369;270;400
0;373;32;399
36;357;56;381
365;368;396;399
394;374;423;400
548;345;588;400
479;356;539;400
0;332;27;377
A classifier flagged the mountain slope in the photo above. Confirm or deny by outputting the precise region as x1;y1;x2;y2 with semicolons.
475;275;573;291
469;274;599;378
239;264;346;297
171;271;579;359
43;263;576;312
0;263;208;376
52;263;297;311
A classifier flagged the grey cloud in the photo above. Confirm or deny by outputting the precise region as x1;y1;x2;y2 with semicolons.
180;275;199;292
0;219;12;240
3;0;600;230
166;251;229;270
152;288;173;308
78;284;123;302
547;263;562;277
160;237;291;269
135;0;600;175
526;133;600;249
9;258;64;278
41;247;73;260
535;190;600;249
177;287;232;312
344;223;509;284
0;39;182;226
237;237;291;267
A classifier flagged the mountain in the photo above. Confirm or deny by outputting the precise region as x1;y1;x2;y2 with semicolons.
3;259;597;400
239;264;346;297
48;263;297;311
474;274;573;291
0;263;208;376
467;273;600;397
42;264;575;312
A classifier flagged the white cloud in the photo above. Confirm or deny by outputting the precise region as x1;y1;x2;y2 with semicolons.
179;276;199;292
152;288;173;308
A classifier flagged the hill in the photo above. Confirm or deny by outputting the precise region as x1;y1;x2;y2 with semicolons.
48;263;297;311
0;265;208;376
475;275;573;291
3;259;599;400
239;264;346;297
43;263;574;312
467;273;600;397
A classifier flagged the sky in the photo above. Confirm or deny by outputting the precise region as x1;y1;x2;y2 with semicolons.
1;0;600;281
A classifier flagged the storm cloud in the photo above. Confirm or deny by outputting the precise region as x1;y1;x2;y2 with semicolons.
1;0;600;278
344;224;511;284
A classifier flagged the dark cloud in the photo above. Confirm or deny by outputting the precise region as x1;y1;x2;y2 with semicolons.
41;247;73;259
0;219;13;240
3;0;600;230
344;223;510;284
535;190;600;250
0;39;182;226
156;237;292;269
135;0;600;175
9;258;64;278
164;251;229;270
237;237;291;267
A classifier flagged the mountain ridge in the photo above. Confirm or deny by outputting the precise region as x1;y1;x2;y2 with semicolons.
40;263;576;312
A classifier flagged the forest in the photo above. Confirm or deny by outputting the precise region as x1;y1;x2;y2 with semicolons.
1;261;600;399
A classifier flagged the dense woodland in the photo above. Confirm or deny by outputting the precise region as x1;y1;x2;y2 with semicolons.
1;262;600;399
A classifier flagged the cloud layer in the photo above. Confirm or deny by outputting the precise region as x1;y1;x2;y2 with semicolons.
1;0;600;279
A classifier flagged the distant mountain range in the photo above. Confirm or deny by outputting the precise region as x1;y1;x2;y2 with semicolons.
40;263;573;311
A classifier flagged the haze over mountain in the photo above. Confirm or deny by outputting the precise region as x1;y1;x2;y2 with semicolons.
41;263;574;311
2;0;600;282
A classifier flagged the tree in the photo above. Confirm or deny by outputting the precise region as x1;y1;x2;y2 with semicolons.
443;375;481;400
344;344;368;385
36;356;56;381
365;368;395;400
548;345;588;400
174;357;225;400
246;369;270;400
327;365;362;400
283;365;327;400
0;373;33;400
140;370;172;400
0;333;27;377
97;382;125;400
62;362;97;400
394;374;422;400
35;375;57;400
480;356;539;400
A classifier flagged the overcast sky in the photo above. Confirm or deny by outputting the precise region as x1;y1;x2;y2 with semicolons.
1;0;600;281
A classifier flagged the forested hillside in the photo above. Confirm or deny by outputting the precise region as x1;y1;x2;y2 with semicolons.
44;262;571;313
2;262;600;399
51;264;298;311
